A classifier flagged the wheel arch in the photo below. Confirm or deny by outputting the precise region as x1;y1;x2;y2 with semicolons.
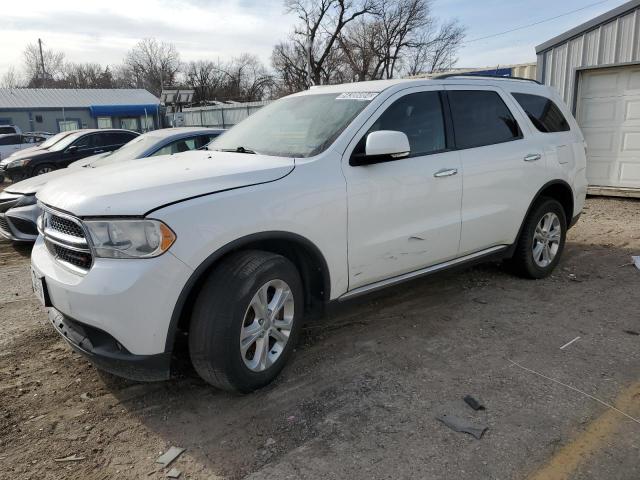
511;179;574;253
165;231;331;353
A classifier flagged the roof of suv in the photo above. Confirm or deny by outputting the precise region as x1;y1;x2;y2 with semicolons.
296;76;555;97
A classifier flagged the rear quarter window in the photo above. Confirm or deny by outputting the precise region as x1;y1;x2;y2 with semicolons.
512;93;570;133
448;90;522;149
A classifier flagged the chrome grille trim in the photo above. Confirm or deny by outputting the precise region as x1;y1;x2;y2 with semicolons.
39;203;93;274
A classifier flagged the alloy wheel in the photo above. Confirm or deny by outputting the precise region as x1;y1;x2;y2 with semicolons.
532;212;562;268
240;279;294;372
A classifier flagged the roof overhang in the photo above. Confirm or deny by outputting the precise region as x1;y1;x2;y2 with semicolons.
535;0;640;53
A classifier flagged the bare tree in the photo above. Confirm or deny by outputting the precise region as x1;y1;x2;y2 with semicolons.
271;41;309;95
124;38;181;96
186;60;225;103
222;54;274;102
23;42;65;87
62;63;115;88
405;19;465;75
1;66;22;88
285;0;378;86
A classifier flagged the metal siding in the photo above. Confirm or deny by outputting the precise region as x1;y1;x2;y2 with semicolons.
618;13;636;62
537;4;640;105
0;89;159;109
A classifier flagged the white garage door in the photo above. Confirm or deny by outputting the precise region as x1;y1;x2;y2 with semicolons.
577;66;640;189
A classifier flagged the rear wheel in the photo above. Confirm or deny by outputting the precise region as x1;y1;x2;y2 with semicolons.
509;197;567;279
188;250;303;393
32;163;55;176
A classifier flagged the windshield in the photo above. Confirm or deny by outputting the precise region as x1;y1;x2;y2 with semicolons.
88;134;162;167
40;131;75;149
48;131;87;151
208;93;373;158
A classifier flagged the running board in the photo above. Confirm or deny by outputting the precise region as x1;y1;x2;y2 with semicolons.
339;245;508;301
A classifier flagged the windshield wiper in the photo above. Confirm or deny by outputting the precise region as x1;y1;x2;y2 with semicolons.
218;146;256;154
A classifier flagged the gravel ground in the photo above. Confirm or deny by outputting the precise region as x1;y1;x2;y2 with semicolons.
0;191;639;480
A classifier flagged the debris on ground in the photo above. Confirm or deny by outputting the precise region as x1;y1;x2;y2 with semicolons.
623;329;639;336
632;256;640;270
155;446;185;468
436;414;488;439
265;438;276;447
166;467;181;478
80;392;91;400
54;454;86;462
463;395;485;411
559;336;581;350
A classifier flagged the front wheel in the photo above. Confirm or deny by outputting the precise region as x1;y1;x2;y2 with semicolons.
32;163;55;177
188;250;304;393
509;197;567;279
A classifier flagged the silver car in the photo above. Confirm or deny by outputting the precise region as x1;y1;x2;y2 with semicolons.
0;127;224;242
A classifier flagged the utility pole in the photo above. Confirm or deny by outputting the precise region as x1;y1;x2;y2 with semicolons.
306;26;314;89
38;38;46;88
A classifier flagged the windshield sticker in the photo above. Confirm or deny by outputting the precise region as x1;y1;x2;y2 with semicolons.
336;92;378;101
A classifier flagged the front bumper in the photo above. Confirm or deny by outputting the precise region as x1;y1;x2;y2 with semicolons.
31;237;194;359
49;308;172;381
0;203;40;242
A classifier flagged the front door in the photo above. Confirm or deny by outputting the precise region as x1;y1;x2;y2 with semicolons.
342;87;462;289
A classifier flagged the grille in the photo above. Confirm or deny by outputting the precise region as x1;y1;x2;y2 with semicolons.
41;206;93;273
49;214;85;238
10;216;38;236
0;215;10;234
47;242;93;270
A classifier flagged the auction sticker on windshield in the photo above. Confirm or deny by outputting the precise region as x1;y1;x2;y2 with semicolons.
336;92;378;101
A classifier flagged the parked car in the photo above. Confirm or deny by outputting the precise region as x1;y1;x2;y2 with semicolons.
31;76;587;392
0;130;77;169
3;129;139;181
0;128;223;242
0;133;48;161
0;124;21;135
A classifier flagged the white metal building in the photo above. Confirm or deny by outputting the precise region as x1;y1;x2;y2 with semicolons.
536;0;640;196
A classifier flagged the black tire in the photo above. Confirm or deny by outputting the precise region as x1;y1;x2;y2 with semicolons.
188;250;304;393
509;197;567;279
31;163;56;177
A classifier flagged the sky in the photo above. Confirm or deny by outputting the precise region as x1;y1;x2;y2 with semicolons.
0;0;632;79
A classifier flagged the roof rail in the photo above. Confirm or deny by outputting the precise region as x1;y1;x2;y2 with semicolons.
435;73;542;85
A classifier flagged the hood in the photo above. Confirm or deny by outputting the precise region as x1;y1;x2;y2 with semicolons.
37;150;295;216
4;168;77;195
0;147;48;166
68;152;111;169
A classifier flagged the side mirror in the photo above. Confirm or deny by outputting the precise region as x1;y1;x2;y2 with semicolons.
66;145;78;154
351;130;410;166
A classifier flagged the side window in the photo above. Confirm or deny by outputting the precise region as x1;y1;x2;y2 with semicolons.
512;93;570;133
0;135;20;145
448;90;522;149
354;91;446;158
197;134;219;148
73;134;95;150
150;138;198;157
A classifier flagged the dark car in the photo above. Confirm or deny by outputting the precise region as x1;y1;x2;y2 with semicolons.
3;129;139;181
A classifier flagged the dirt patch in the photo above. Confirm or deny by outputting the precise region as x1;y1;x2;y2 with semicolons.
0;196;639;479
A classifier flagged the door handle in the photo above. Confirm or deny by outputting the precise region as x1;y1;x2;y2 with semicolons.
94;150;104;154
524;153;542;162
434;168;458;178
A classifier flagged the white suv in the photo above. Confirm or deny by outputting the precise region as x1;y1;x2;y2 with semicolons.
31;76;587;392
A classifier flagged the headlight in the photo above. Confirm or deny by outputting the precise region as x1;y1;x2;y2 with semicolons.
8;159;30;169
14;194;38;208
83;219;176;259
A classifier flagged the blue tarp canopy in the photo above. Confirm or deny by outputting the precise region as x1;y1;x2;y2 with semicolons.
89;104;158;117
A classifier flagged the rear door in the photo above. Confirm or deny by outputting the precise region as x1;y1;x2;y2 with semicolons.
342;87;462;288
445;86;548;254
